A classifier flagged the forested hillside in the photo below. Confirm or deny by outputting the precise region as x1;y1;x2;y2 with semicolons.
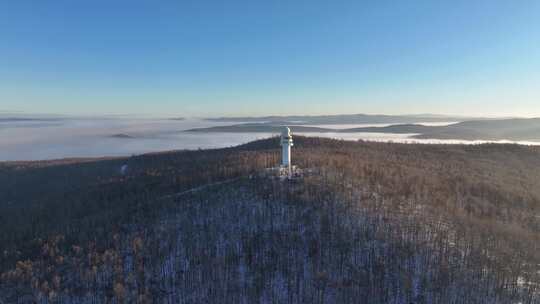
1;137;539;303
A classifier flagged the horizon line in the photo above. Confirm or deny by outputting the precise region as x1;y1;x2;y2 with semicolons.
0;111;534;120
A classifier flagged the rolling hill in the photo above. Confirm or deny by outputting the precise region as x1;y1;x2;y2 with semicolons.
0;137;539;303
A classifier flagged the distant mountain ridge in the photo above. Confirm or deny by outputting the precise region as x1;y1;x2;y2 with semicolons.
0;117;64;123
186;124;333;133
188;118;540;141
413;118;540;140
205;113;487;124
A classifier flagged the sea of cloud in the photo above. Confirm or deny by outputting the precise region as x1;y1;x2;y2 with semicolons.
1;117;538;161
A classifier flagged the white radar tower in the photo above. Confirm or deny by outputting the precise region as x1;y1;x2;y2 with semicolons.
280;127;293;174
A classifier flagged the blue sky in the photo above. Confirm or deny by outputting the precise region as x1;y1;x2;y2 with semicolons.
1;0;539;117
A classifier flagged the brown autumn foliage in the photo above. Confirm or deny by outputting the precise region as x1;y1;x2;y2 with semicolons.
0;136;539;303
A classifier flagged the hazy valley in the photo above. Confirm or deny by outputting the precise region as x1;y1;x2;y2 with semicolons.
2;114;540;161
189;116;540;142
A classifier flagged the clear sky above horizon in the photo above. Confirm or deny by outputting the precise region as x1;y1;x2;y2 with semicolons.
1;1;539;117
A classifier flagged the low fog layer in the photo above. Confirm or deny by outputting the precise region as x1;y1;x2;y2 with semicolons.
1;117;539;161
0;118;273;161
